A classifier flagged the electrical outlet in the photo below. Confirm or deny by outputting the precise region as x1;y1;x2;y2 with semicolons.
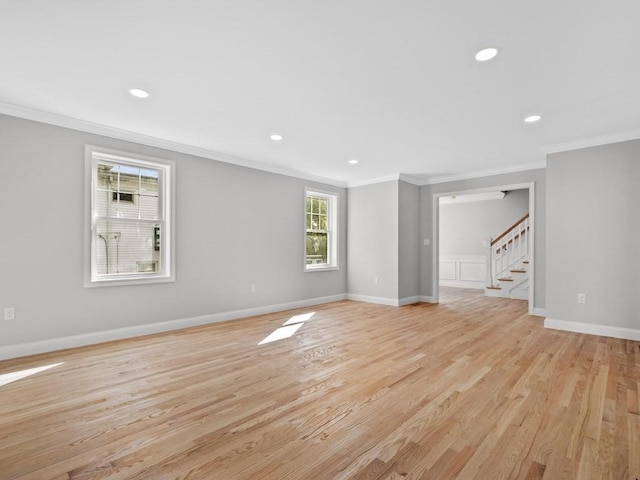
374;277;380;285
577;293;586;304
250;284;256;293
4;307;15;321
423;238;431;246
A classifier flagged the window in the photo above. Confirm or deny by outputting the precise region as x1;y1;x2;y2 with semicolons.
304;188;338;271
85;146;175;286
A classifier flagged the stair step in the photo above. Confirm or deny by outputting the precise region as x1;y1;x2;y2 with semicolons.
523;260;529;264
497;278;514;282
486;286;502;290
510;269;527;273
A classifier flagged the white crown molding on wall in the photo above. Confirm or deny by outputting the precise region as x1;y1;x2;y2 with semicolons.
0;102;348;189
542;128;640;155
0;102;550;189
347;174;403;188
397;174;424;186
345;163;547;189
420;161;547;185
14;103;639;190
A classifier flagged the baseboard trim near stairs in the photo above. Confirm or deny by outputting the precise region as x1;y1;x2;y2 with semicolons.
544;317;640;341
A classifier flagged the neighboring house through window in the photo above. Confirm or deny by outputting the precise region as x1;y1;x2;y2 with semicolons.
84;146;175;286
305;188;338;271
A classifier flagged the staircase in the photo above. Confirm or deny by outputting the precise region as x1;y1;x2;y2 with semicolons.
485;213;530;300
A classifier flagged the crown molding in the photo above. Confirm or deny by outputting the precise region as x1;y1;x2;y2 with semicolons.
542;128;640;155
347;173;423;188
345;161;547;189
0;102;348;188
0;102;554;190
420;161;547;185
397;173;424;186
347;174;401;188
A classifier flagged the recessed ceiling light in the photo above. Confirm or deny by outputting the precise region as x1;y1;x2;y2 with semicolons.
524;114;542;123
348;159;359;165
475;47;499;62
129;88;150;98
270;134;284;141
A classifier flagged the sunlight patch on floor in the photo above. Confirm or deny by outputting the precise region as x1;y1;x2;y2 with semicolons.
259;324;304;345
259;312;316;345
0;362;64;387
282;312;315;326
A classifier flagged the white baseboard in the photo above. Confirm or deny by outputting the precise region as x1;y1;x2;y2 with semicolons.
346;294;399;306
398;296;421;306
544;318;640;341
420;295;436;303
346;294;423;307
0;294;348;361
533;308;546;316
439;280;485;290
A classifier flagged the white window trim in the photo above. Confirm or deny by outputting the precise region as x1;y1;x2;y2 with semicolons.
304;187;339;272
84;145;176;287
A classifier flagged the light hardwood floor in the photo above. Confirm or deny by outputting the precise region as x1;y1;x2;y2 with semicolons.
0;288;638;479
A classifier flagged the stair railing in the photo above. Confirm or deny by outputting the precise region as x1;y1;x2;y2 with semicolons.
487;213;529;288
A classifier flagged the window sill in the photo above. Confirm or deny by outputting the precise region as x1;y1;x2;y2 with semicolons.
84;273;175;288
304;265;339;273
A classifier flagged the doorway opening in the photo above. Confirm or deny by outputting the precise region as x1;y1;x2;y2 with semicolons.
432;182;535;315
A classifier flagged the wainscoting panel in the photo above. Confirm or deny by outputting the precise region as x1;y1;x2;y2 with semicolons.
439;255;486;290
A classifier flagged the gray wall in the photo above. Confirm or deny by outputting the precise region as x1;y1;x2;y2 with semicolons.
0;112;559;352
546;140;640;329
398;181;420;299
347;181;399;300
0;114;347;346
439;189;529;256
420;168;546;309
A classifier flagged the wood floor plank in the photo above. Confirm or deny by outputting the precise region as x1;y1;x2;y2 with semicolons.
0;288;638;479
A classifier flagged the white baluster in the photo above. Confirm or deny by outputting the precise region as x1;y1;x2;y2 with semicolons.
525;218;529;258
517;221;522;267
507;232;512;277
490;241;493;286
496;245;500;286
493;245;497;286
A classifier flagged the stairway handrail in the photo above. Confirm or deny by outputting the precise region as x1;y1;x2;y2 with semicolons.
490;213;530;247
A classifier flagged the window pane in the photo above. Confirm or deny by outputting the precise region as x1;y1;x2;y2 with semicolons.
95;219;160;275
319;215;327;231
319;199;327;215
95;162;159;220
306;196;311;213
312;197;319;213
306;214;311;229
311;214;320;230
306;232;327;264
138;189;159;220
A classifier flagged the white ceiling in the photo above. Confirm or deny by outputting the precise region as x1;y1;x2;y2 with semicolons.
2;1;640;186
